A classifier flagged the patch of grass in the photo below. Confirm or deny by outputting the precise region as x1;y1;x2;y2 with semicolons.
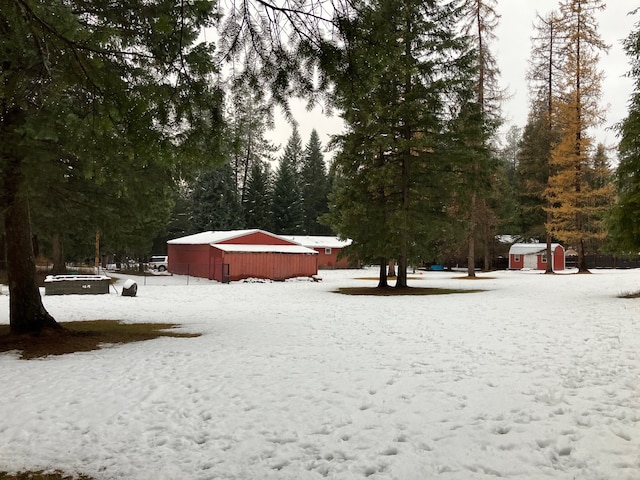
336;286;482;296
0;471;94;480
0;321;200;360
619;290;640;299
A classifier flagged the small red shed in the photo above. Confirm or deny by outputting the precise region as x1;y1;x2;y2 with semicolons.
167;229;318;281
508;243;565;271
282;236;357;269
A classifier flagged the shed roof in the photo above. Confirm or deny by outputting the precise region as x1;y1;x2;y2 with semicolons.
281;235;352;249
509;243;562;255
168;229;289;245
213;244;317;254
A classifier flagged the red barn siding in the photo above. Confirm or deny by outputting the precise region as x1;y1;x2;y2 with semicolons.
219;251;317;281
313;248;354;269
509;253;524;270
168;244;212;278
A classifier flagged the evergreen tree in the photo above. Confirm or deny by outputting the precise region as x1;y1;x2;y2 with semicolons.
152;183;195;252
190;163;244;232
607;10;640;254
545;0;609;272
516;104;554;241
244;160;274;231
501;125;522;187
325;0;474;288
582;143;614;253
300;130;331;235
226;82;278;206
490;126;521;245
459;0;503;275
272;159;305;235
272;129;305;234
0;0;221;334
281;126;305;176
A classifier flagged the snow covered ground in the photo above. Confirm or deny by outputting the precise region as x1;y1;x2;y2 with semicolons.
1;267;639;480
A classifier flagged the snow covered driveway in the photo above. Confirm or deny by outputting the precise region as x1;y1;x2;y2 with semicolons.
1;268;639;479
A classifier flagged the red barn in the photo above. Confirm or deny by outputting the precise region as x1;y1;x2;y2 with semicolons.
508;243;565;271
167;230;318;281
282;236;357;269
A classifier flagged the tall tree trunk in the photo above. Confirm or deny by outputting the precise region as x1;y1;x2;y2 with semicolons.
467;192;477;277
396;254;408;289
0;234;6;271
387;259;396;277
545;214;554;273
377;258;388;288
3;164;60;334
577;238;589;273
51;233;66;275
482;210;490;271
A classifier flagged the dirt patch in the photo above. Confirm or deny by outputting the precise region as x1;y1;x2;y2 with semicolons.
456;276;496;280
0;471;94;480
336;286;482;296
619;291;640;299
0;321;200;360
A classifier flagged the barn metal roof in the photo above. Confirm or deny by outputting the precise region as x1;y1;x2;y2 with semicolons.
509;243;562;255
168;229;286;245
281;235;352;249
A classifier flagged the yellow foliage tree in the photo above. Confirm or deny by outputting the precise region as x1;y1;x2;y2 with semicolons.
545;0;608;272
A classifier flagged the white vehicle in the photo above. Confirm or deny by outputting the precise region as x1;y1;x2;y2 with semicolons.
148;255;168;272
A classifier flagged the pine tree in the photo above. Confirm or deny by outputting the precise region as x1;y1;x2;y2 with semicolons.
516;104;554;241
502;125;522;187
272;129;305;234
190;164;244;232
244;161;274;231
0;1;221;334
280;126;305;176
583;143;614;253
325;0;474;288
490;126;521;244
300;130;331;235
456;0;503;276
608;12;640;254
545;0;609;272
226;83;278;206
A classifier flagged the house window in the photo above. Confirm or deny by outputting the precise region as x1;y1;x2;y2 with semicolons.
541;254;547;263
325;247;332;255
514;254;520;262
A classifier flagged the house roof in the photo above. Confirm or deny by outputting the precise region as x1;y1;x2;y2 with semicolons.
168;229;288;245
281;235;352;249
213;244;317;254
509;243;562;255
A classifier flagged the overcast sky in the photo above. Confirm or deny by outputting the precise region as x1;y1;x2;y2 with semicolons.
269;1;638;158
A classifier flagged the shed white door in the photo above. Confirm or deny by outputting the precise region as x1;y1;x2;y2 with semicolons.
523;254;537;269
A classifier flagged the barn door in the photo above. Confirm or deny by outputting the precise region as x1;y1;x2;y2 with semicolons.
524;254;537;269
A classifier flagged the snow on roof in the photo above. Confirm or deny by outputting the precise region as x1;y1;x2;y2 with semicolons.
168;229;281;245
509;243;562;255
281;236;352;249
212;244;317;254
496;234;522;244
44;275;110;282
